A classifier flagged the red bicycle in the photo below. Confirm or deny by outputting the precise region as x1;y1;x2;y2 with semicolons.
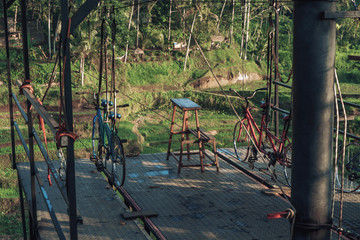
231;88;292;186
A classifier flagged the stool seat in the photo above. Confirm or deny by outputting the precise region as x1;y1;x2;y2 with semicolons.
166;98;219;173
171;98;202;110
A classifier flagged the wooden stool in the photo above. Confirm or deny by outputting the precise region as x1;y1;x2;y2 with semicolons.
166;98;219;173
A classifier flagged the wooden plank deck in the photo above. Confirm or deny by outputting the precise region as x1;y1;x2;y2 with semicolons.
17;161;150;240
16;148;360;239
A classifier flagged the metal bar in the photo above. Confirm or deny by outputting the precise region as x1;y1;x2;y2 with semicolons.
274;0;280;137
217;149;275;188
348;55;360;61
292;0;336;238
32;128;83;223
99;166;166;239
323;10;360;19
334;128;360;141
14;121;30;158
15;122;66;239
61;0;78;238
32;129;69;204
5;0;16;9
271;106;290;115
20;0;37;236
12;93;28;122
70;0;101;35
16;80;58;134
3;0;17;170
34;170;66;240
272;80;292;89
17;174;27;240
339;99;360;108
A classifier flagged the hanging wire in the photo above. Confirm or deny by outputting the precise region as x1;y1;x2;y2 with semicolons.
171;0;295;214
331;77;340;240
335;68;348;239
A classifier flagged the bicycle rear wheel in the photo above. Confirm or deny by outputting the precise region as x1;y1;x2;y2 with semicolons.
112;135;126;186
233;119;251;162
92;117;103;162
335;143;360;193
282;141;292;187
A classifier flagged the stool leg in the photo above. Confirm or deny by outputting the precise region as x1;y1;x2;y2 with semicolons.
184;110;190;160
213;141;219;172
166;105;177;161
178;110;188;173
195;110;205;172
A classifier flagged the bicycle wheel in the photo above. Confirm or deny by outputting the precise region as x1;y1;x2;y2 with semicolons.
92;117;103;162
233;119;251;162
112;135;126;186
282;141;292;187
335;143;360;193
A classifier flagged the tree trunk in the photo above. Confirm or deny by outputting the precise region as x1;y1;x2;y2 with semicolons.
48;0;51;59
53;15;60;56
125;0;135;63
80;57;85;86
184;9;197;71
230;0;235;45
14;6;18;32
136;0;140;48
217;0;227;32
244;0;251;60
240;0;246;58
168;0;172;42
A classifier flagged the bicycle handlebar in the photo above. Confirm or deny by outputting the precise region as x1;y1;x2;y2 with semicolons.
229;87;267;99
117;104;129;108
75;90;119;95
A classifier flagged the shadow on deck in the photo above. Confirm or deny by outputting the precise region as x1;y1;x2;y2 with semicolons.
17;148;360;239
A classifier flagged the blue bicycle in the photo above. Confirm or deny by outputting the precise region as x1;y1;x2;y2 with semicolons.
91;95;128;186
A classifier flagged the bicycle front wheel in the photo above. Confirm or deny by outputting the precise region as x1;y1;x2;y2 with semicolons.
282;141;292;187
335;143;360;193
112;135;126;186
233;119;251;162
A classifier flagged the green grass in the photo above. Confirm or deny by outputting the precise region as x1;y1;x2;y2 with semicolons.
0;188;18;198
0;213;24;239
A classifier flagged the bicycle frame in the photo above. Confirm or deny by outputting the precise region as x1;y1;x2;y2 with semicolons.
240;103;290;161
92;107;116;160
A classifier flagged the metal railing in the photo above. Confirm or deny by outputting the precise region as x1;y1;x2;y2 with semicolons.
273;80;360;141
11;81;79;240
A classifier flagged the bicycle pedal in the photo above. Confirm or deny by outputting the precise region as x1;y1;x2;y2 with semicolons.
248;162;255;169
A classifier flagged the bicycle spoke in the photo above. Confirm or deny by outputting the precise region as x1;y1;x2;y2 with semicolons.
282;141;292;187
112;135;126;186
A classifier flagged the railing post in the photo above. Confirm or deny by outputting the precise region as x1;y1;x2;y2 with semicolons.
3;0;16;170
19;0;38;238
61;0;78;238
3;1;27;239
292;0;336;238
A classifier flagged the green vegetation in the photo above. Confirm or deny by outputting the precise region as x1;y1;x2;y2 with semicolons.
1;0;360;238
